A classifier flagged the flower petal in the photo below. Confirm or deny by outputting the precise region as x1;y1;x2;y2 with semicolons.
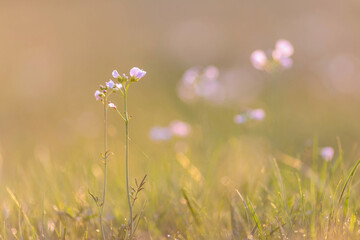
112;70;120;78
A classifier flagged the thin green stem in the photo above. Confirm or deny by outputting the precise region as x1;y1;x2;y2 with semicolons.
124;90;133;238
42;192;46;240
100;99;108;240
115;108;126;121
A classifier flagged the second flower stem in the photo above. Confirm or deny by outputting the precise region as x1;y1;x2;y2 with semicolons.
100;99;108;240
124;90;133;238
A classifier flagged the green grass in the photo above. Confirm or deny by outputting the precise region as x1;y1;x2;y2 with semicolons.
1;134;360;239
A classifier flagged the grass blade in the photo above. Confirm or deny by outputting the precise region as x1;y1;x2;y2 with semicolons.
338;159;360;204
6;187;38;239
247;197;264;239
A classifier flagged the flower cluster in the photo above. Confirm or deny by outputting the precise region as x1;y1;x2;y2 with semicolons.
112;67;146;83
250;39;294;72
234;108;266;124
149;120;191;141
94;80;122;102
177;65;222;103
94;67;146;108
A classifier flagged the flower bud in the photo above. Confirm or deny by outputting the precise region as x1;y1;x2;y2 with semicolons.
112;70;120;78
108;102;116;109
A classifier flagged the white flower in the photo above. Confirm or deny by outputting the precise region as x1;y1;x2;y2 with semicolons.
115;83;122;90
108;102;116;109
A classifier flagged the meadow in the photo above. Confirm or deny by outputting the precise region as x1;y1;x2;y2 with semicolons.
1;1;360;240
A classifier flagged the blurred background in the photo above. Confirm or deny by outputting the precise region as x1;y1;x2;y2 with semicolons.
1;0;360;237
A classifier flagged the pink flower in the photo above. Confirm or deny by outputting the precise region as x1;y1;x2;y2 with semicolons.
112;70;120;78
280;57;293;69
272;39;294;60
321;147;334;161
169;121;191;137
249;109;265;121
95;90;103;101
251;50;268;70
130;67;146;80
182;68;199;85
204;65;219;79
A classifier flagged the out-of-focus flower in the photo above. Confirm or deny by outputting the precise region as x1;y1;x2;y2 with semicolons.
106;80;115;89
273;39;294;60
149;127;173;141
178;65;222;104
178;66;262;106
170;120;191;137
195;77;221;98
204;65;219;79
251;39;294;72
48;220;55;232
248;108;266;121
234;108;265;124
251;50;268;70
321;147;334;161
95;90;103;101
182;68;199;85
234;114;247;124
130;67;146;80
112;70;120;78
279;57;293;69
150;120;192;142
108;102;116;109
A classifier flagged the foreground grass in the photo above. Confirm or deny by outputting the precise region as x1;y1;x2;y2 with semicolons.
1;133;360;240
